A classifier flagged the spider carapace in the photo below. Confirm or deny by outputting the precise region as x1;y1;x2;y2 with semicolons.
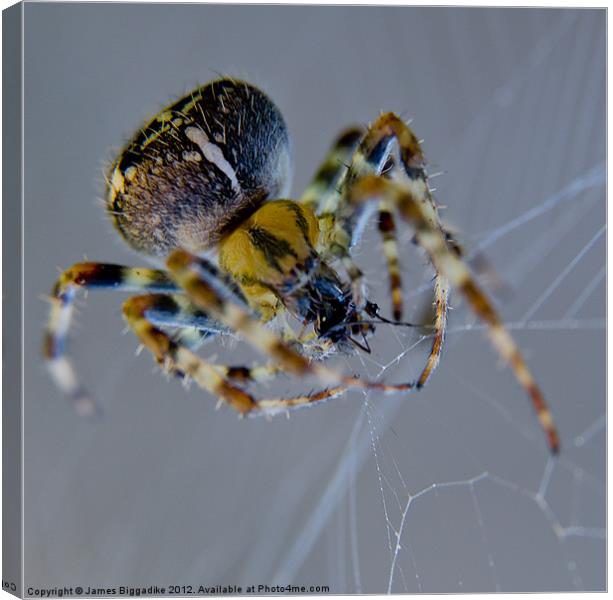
43;78;560;453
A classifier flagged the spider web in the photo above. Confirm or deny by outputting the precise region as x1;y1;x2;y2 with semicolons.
244;171;605;592
23;6;604;595
234;11;606;593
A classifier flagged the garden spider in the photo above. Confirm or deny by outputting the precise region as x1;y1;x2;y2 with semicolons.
43;78;560;453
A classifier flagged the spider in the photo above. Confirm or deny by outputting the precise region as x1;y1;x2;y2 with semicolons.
43;77;560;453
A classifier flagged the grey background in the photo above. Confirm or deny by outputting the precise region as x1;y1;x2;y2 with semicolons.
22;4;605;594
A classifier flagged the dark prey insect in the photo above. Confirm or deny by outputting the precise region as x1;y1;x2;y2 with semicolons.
43;78;560;453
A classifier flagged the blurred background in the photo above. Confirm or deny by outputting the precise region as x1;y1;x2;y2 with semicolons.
23;5;605;593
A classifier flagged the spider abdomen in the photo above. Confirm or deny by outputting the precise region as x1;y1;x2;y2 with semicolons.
106;79;293;257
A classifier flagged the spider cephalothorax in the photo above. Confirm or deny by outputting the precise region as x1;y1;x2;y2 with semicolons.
44;77;560;453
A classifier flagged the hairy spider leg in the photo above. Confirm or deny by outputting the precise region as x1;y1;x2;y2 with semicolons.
298;128;366;307
43;265;315;417
313;124;406;319
378;200;404;320
417;275;450;388
343;172;560;454
171;327;216;351
128;291;222;357
43;263;181;415
43;262;282;410
166;248;415;399
331;113;450;387
122;293;354;416
300;127;364;214
125;292;288;385
124;295;249;411
418;232;507;386
299;127;375;309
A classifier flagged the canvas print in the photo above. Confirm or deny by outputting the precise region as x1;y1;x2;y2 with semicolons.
3;3;606;596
